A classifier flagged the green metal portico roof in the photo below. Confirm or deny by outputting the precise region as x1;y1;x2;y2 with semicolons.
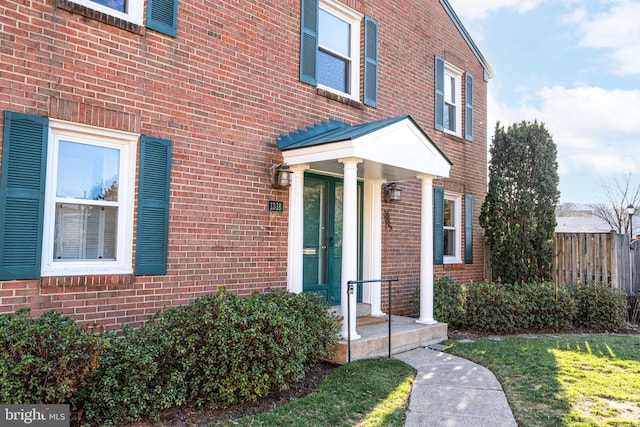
277;115;450;164
276;115;452;180
277;116;412;150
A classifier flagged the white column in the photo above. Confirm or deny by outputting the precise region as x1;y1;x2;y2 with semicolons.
362;179;385;316
417;174;437;325
287;164;309;294
339;157;362;339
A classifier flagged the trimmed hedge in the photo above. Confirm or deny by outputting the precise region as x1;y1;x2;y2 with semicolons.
433;277;467;327
573;281;627;330
465;281;525;333
0;309;105;406
414;277;625;334
0;289;340;426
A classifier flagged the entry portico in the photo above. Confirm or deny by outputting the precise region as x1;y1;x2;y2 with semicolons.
277;115;451;339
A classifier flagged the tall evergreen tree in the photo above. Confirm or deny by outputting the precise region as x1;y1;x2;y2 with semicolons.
480;121;560;284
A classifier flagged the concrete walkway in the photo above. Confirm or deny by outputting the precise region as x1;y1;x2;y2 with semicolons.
394;347;517;427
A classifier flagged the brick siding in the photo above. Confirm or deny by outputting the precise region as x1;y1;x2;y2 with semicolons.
0;0;488;327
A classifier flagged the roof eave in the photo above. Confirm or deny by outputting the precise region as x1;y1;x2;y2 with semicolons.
439;0;494;80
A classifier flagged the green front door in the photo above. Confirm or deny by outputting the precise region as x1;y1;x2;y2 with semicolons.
303;174;362;305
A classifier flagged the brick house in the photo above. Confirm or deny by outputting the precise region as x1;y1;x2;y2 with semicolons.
0;0;491;338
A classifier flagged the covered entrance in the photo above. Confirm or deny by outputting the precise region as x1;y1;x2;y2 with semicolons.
277;116;451;340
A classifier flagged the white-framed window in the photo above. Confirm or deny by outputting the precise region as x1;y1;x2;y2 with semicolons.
68;0;144;26
443;62;463;137
41;119;137;276
317;0;362;100
443;192;462;263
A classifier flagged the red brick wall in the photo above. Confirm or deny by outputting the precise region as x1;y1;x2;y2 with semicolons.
0;0;487;327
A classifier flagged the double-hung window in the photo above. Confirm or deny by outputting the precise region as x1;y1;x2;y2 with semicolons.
58;0;177;37
0;111;172;280
443;193;461;262
317;2;361;98
42;120;137;276
443;65;461;134
300;0;378;107
434;189;474;265
435;56;474;141
67;0;144;26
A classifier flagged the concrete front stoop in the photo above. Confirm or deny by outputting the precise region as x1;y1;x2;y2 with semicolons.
327;305;448;364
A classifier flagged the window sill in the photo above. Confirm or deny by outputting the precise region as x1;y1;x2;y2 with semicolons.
41;274;135;289
316;88;365;110
56;0;144;34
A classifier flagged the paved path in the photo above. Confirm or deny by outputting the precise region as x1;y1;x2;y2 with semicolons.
394;347;518;427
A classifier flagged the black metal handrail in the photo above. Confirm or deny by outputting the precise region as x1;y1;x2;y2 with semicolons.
345;277;399;363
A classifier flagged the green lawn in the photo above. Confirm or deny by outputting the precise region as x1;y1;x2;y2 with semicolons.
210;358;414;427
446;334;640;426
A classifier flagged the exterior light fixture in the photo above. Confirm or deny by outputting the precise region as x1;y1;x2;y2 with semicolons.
270;163;292;189
628;204;635;243
383;182;402;203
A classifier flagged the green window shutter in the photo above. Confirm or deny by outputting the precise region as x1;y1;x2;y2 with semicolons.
465;72;474;141
434;56;445;131
464;194;474;264
433;188;444;265
0;111;48;280
135;135;172;276
147;0;178;37
363;16;379;108
300;0;319;86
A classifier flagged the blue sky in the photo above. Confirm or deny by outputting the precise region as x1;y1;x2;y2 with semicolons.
447;0;640;205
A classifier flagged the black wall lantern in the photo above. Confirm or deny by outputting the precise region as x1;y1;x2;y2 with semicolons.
270;163;293;189
383;182;402;203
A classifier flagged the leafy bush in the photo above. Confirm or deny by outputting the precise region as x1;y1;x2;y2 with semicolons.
465;282;524;333
79;324;187;424
517;282;576;331
432;277;467;327
573;281;627;331
80;289;340;424
0;309;105;406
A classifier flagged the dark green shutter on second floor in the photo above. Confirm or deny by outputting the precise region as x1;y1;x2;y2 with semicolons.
363;16;379;107
433;188;444;265
465;72;474;141
0;111;48;280
147;0;178;37
135;135;172;276
300;0;319;86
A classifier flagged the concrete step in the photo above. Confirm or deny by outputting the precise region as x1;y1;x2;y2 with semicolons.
327;315;448;365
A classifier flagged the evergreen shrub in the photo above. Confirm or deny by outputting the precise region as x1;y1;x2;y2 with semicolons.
0;309;105;406
573;281;627;331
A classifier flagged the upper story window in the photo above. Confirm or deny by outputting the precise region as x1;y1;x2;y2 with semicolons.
56;0;177;37
317;1;361;98
69;0;144;26
443;63;462;135
42;120;137;276
299;0;378;107
435;56;474;141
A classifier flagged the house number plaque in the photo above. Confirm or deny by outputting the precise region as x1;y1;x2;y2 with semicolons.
268;200;284;212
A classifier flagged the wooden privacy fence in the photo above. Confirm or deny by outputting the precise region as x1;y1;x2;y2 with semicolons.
554;232;631;292
485;232;637;294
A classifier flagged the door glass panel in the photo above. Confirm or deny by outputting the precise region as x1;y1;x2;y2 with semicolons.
303;178;328;288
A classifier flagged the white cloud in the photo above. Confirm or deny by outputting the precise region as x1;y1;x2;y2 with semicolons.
489;85;640;177
572;1;640;76
447;0;549;21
